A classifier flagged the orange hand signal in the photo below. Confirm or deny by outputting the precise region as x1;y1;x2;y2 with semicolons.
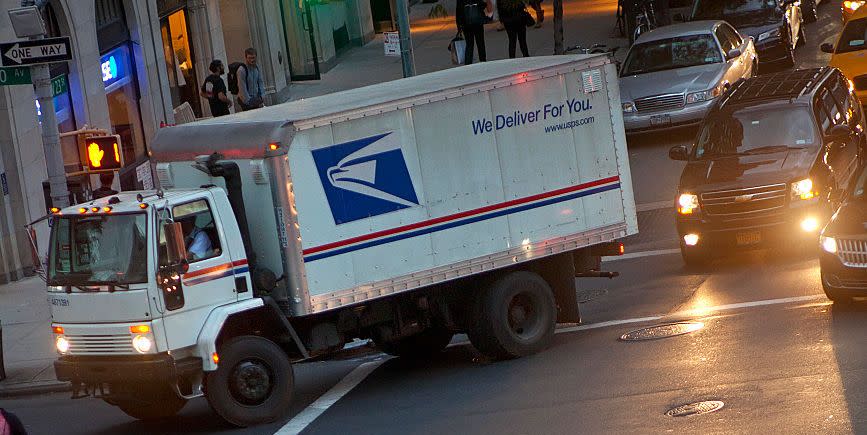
87;142;104;168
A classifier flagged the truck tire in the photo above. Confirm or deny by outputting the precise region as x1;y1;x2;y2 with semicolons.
114;390;187;420
376;327;454;359
680;242;709;270
205;335;294;427
468;271;556;360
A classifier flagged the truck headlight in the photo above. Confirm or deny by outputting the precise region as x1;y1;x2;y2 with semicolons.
677;193;700;215
686;85;723;104
132;335;153;354
55;336;70;354
622;102;636;113
821;236;838;253
791;178;816;200
757;28;781;42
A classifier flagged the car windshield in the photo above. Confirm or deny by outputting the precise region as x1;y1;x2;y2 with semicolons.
693;0;777;19
48;213;148;286
621;34;722;76
836;17;867;54
694;106;817;159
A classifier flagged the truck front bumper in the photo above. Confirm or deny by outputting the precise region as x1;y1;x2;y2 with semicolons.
54;354;201;385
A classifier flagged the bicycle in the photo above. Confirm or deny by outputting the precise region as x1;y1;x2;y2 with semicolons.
631;0;657;44
565;43;619;55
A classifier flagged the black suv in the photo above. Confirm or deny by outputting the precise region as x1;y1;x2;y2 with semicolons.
691;0;804;67
669;67;866;266
820;163;867;303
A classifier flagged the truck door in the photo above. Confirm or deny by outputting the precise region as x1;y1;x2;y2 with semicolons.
158;195;244;350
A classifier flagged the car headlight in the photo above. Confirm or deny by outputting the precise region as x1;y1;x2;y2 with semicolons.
622;102;636;113
821;236;837;253
132;335;154;354
844;0;865;12
791;178;817;200
686;84;724;104
677;193;700;215
757;28;781;42
55;336;70;354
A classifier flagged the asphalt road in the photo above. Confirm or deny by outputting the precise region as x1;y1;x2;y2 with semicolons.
0;3;850;435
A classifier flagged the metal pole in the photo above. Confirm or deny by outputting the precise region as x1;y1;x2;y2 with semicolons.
31;59;68;208
394;0;415;77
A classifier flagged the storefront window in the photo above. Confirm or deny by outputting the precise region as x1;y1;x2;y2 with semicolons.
160;9;201;117
101;45;145;165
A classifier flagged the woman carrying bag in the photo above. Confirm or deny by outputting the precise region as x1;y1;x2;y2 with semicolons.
497;0;531;58
455;0;493;64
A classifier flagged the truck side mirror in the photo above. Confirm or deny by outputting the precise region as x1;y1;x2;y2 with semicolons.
820;43;834;54
827;124;853;142
669;145;689;161
163;222;188;273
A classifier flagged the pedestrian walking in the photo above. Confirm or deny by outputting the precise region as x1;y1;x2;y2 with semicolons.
92;172;118;200
456;0;493;64
236;48;265;111
528;0;543;28
498;0;530;58
200;60;232;117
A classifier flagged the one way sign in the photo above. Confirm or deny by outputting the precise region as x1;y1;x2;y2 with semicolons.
0;37;71;67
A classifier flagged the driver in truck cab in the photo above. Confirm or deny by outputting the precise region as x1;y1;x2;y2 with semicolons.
180;216;211;260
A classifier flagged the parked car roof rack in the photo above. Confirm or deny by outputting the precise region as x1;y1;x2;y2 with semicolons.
720;67;831;108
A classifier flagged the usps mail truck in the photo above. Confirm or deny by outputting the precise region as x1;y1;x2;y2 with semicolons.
44;55;637;426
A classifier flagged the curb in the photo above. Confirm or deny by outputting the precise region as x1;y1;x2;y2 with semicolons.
0;380;71;399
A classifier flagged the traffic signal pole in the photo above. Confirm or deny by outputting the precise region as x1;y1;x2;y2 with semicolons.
395;0;415;77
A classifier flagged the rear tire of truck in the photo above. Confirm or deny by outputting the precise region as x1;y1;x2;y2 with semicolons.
376;327;454;359
114;390;187;420
468;271;556;360
205;335;294;427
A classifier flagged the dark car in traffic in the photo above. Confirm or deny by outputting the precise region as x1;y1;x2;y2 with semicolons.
670;67;866;266
820;164;867;303
691;0;804;67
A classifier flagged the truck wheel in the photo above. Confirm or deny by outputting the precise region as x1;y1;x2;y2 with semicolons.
468;271;556;360
680;242;709;270
376;327;454;359
205;335;294;427
114;390;187;420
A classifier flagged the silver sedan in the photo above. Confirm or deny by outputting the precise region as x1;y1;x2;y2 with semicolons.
620;20;757;134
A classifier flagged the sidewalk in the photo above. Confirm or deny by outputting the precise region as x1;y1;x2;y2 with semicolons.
284;0;627;102
0;276;69;398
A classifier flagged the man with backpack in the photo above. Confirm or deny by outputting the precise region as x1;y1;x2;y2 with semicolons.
200;60;232;117
228;48;265;112
456;0;493;64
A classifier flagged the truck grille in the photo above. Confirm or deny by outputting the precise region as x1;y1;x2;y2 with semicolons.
854;74;867;91
701;184;787;217
634;93;684;112
836;239;867;268
67;334;133;355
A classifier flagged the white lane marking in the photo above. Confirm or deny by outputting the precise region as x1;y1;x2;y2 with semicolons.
603;248;680;262
275;294;826;433
636;200;671;212
274;357;392;435
555;294;825;335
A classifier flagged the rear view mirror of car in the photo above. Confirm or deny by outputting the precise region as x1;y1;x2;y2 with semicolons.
726;48;742;60
820;43;834;54
827;124;853;141
669;145;689;161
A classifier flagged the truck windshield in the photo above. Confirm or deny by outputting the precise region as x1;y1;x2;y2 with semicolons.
694;107;817;159
48;213;148;286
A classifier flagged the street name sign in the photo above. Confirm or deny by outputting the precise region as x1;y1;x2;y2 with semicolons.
0;66;30;85
0;37;72;67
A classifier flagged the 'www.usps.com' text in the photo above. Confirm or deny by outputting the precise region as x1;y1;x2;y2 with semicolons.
471;98;594;135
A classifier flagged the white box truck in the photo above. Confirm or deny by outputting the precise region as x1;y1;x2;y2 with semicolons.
43;55;636;426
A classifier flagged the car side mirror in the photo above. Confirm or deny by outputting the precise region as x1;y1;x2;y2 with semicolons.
726;48;742;60
820;43;834;54
163;222;188;274
673;13;685;22
669;145;689;161
826;124;853;142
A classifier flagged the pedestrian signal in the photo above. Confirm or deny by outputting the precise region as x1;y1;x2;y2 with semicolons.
82;135;122;170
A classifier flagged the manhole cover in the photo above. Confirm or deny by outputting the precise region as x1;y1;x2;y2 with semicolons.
619;322;704;341
665;400;725;417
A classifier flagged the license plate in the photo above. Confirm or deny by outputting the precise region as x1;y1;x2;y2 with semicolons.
650;114;672;126
736;230;762;245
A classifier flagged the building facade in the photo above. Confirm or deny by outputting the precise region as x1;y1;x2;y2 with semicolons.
0;0;375;282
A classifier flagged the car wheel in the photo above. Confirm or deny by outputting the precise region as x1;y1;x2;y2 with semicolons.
822;278;854;304
680;241;710;270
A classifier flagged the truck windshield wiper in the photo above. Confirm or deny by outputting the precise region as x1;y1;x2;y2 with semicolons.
741;145;805;155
